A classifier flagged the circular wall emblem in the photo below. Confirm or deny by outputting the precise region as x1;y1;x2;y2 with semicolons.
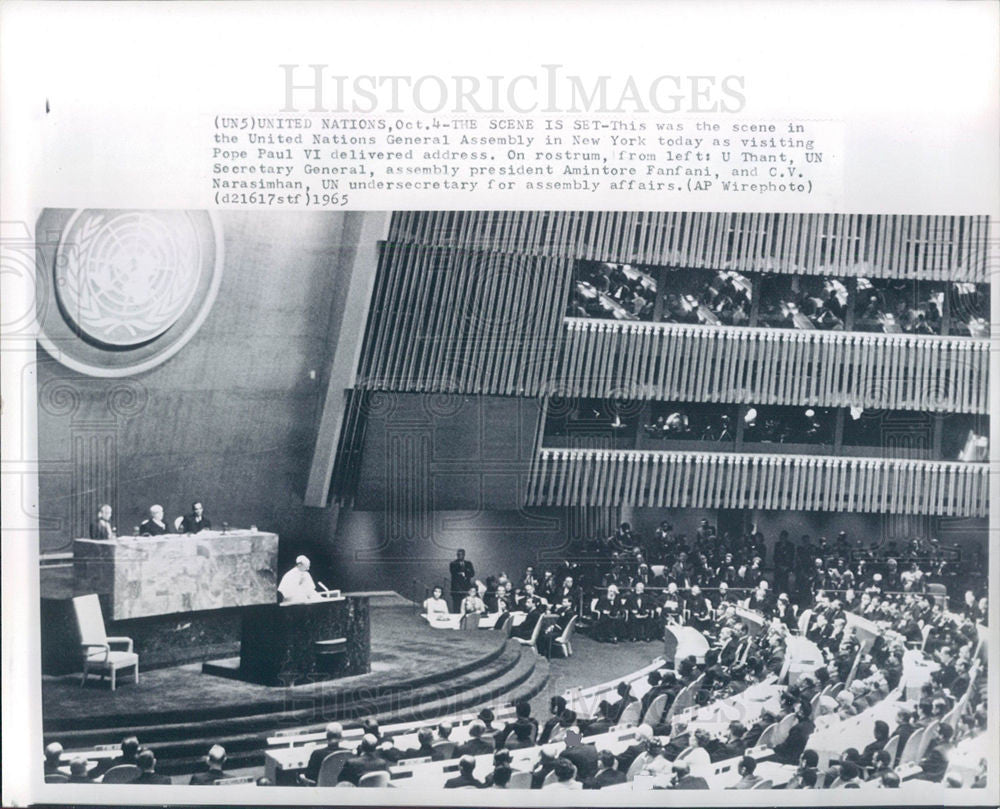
37;209;223;377
56;211;204;346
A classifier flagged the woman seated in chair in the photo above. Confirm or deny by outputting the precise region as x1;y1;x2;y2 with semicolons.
423;586;450;616
459;586;486;617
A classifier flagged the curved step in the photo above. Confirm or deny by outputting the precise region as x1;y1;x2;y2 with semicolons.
158;645;544;774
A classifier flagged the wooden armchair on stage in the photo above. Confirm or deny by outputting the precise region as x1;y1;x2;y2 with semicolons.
72;594;139;690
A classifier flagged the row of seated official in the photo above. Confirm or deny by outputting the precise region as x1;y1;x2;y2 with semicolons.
424;586;575;654
88;501;212;539
43;739;243;786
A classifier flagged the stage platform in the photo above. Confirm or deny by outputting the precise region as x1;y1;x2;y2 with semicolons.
42;602;549;774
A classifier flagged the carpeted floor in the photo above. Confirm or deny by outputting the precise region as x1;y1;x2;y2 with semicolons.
527;632;662;719
43;606;501;727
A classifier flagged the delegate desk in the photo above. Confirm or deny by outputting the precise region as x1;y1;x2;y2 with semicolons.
421;612;527;630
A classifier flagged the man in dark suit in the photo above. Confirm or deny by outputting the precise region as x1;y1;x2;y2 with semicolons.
627;582;659;641
132;749;171;785
43;743;64;777
337;735;389;785
536;696;568;745
668;759;708;789
615;724;653;773
443;755;483;788
583;751;627;789
892;709;918;765
398;728;436;760
917;723;953;782
494;701;538;749
179;501;212;533
559;728;598;781
91;735;140;777
89;504;116;540
300;722;344;784
771;702;814;764
139;504;168;536
449;549;475;613
608;681;637;723
711;722;747;762
511;598;545;643
67;758;94;784
773;530;795;593
661;723;691;761
727;756;762;789
456;721;493;757
188;745;231;785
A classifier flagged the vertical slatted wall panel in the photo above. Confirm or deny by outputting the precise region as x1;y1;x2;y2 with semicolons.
388;212;991;282
527;449;988;517
356;243;574;395
552;319;988;413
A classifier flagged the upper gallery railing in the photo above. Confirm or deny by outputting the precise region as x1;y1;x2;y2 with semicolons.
526;448;988;517
554;318;988;414
388;212;992;283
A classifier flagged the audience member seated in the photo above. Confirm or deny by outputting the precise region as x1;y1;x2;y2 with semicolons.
918;724;955;782
665;758;709;790
299;722;344;785
43;743;64;777
544;758;582;790
67;758;93;784
771;701;815;764
489;764;513;789
584;750;627;789
423;586;450;616
133;749;171;785
338;734;389;785
558;727;598;782
443;755;483;789
459;586;486;617
92;735;140;777
455;721;493;757
727;756;762;789
188;745;231;785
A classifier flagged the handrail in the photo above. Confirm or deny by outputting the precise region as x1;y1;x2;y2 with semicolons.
563;316;988;344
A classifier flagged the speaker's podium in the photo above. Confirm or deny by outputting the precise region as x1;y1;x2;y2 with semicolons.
237;594;370;685
204;593;371;686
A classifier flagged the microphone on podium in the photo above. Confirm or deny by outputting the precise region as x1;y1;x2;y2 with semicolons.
317;581;330;593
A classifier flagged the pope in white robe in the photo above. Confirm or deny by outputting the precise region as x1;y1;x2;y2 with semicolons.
278;555;320;603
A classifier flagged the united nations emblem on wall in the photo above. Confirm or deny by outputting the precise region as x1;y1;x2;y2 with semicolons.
37;209;223;377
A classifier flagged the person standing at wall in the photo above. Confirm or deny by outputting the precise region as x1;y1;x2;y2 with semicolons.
449;548;475;613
